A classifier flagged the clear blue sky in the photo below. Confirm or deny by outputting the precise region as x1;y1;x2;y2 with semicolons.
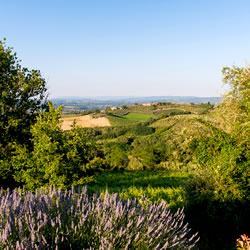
1;0;249;98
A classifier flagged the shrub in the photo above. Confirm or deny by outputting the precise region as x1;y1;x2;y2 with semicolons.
104;143;130;170
184;167;250;249
12;103;102;190
133;123;155;136
0;186;199;249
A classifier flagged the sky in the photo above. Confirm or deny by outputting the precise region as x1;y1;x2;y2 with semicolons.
1;0;249;98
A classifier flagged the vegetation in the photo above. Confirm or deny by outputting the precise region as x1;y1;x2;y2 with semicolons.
0;39;249;249
219;65;250;145
0;39;48;188
12;103;105;190
87;171;189;209
107;112;157;126
0;187;199;249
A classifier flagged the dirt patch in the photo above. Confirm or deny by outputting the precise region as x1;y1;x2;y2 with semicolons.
61;115;111;130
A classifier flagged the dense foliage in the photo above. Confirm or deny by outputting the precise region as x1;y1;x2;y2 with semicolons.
183;66;250;249
0;39;48;146
0;39;48;187
219;65;250;147
0;186;199;249
0;40;104;189
11;103;104;190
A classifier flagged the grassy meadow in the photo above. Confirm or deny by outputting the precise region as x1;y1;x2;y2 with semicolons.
87;170;189;209
59;102;213;128
105;102;212;126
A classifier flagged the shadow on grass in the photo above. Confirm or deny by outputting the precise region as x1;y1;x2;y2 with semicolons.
93;170;189;188
87;170;190;209
107;114;127;119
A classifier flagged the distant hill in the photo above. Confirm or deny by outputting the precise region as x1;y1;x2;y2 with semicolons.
50;96;222;111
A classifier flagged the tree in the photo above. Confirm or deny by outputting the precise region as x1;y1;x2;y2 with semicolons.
13;102;104;189
221;65;249;122
0;38;48;187
105;106;112;114
0;38;48;147
12;102;64;189
104;143;129;170
184;65;250;249
219;65;250;146
121;105;128;110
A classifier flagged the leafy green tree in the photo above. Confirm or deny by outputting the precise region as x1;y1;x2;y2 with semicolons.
219;65;250;144
0;39;48;187
0;38;48;147
104;143;129;170
105;106;112;115
183;65;250;249
13;103;103;189
131;136;166;169
12;102;64;189
121;105;128;110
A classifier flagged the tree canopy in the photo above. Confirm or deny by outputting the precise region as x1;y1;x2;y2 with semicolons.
0;39;48;187
220;65;250;146
0;38;48;147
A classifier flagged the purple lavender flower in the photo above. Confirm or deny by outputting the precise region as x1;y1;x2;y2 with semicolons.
0;186;199;249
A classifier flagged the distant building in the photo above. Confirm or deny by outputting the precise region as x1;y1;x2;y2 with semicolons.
142;102;157;106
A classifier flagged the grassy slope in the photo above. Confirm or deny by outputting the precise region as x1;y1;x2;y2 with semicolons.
87;170;190;209
151;114;213;135
106;103;212;126
61;103;212;127
91;112;217;209
107;113;157;126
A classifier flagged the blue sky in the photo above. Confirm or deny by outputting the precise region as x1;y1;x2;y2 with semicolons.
1;0;249;97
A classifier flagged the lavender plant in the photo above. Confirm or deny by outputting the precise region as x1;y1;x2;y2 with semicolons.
0;186;199;249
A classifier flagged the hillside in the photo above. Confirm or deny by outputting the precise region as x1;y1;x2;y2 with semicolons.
60;101;214;129
51;96;221;112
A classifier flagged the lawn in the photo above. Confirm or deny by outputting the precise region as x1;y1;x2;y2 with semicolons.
107;113;157;126
87;170;190;209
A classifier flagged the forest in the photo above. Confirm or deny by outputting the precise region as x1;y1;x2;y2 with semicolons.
0;39;249;249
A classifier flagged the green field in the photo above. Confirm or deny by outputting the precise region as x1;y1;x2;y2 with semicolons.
87;170;189;209
107;112;157;126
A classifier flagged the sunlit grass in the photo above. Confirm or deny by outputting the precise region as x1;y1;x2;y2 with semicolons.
87;170;190;209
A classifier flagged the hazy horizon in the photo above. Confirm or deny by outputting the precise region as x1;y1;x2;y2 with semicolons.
1;0;249;98
50;95;221;99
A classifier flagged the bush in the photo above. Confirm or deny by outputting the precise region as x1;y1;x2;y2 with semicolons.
104;143;130;170
0;187;199;249
133;123;155;136
184;169;250;249
11;103;103;190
